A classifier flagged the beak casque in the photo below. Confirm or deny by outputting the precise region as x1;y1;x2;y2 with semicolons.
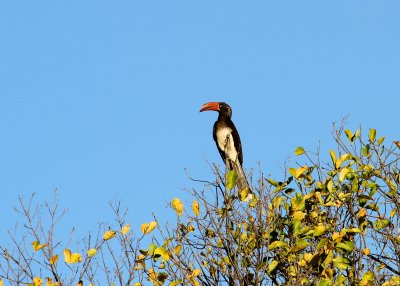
200;102;220;112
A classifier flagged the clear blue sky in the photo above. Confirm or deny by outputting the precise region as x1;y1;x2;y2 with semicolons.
1;1;399;251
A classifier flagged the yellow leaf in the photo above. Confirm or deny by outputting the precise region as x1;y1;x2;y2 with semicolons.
369;128;376;142
33;277;43;286
154;247;170;262
299;259;306;267
304;253;313;263
336;153;349;168
173;245;182;255
121;224;131;235
361;271;374;285
132;283;142;286
45;277;54;286
49;254;58;265
330;149;337;164
32;241;49;251
358;208;367;219
87;248;97;257
63;249;82;264
332;232;343;242
268;240;287;250
147;268;158;283
272;196;285;210
339;168;349;182
324;201;341;207
171;197;184;216
363;248;370;255
192;200;200;216
103;230;116;241
293;211;306;222
313;225;326;236
0;279;3;286
140;221;157;234
192;269;201;277
390;209;396;218
268;260;279;274
294;146;305;155
187;268;201;280
239;187;252;202
289;166;308;178
76;281;83;286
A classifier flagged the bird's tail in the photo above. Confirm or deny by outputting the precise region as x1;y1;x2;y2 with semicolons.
231;160;252;202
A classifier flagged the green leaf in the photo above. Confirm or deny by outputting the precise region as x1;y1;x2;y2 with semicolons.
362;145;370;157
294;147;305;156
226;170;238;190
323;250;334;267
148;243;157;255
344;228;361;233
316;279;330;286
267;260;279;274
336;274;346;285
365;203;379;212
369;128;376;142
374;219;390;229
293;239;310;251
269;241;288;250
266;178;279;187
272;196;285;210
170;280;183;286
336;241;354;252
333;256;350;271
316;238;328;250
360;271;374;284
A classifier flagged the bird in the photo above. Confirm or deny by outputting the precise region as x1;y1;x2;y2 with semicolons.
200;102;251;200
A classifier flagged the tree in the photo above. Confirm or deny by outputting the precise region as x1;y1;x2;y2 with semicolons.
1;125;400;286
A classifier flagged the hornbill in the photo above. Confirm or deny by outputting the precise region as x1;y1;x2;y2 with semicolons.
200;102;251;200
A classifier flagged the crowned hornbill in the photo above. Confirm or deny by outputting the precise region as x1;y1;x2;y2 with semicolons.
200;102;251;199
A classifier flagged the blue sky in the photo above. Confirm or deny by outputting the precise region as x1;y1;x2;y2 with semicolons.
1;0;399;255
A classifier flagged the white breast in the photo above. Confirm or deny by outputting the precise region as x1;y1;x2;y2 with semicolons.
216;127;238;162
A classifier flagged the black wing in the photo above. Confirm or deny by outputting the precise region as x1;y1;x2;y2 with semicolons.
227;119;243;166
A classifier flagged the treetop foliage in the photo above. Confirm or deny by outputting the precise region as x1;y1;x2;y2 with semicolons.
1;125;400;286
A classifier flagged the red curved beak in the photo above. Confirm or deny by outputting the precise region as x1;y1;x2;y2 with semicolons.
200;102;220;112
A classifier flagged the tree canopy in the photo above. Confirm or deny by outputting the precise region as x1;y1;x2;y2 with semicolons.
1;126;400;286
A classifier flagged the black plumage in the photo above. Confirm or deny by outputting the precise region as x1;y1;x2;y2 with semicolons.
200;102;251;199
212;102;243;167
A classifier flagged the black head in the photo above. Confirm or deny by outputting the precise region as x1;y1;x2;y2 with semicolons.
200;102;232;119
218;102;232;118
